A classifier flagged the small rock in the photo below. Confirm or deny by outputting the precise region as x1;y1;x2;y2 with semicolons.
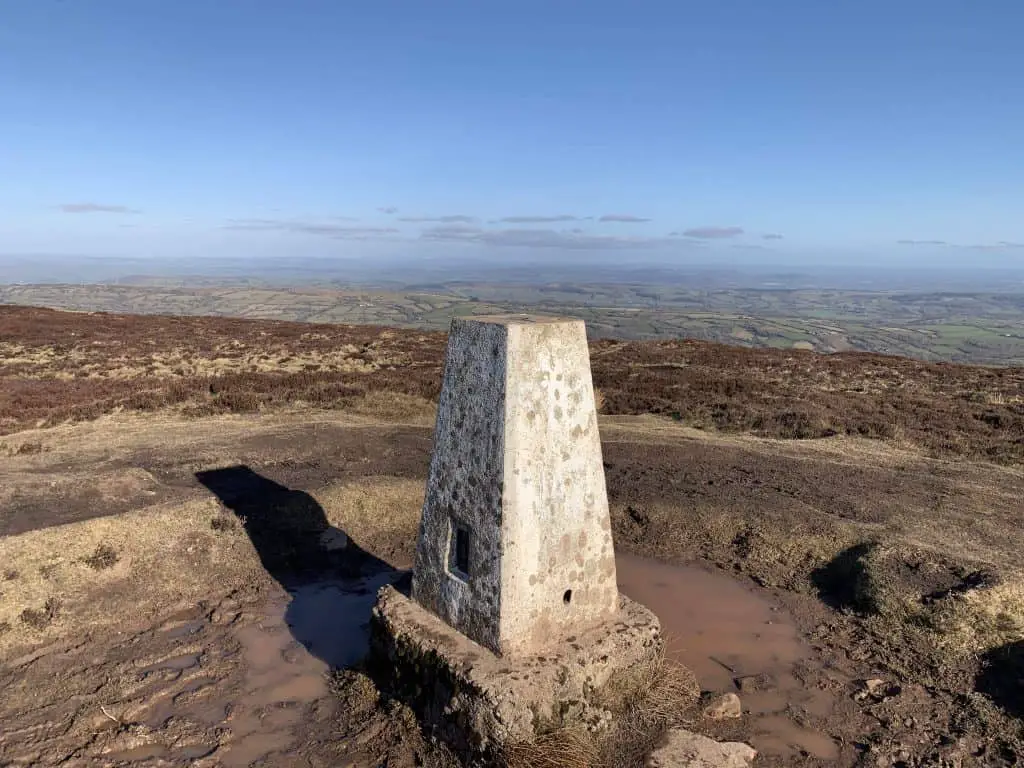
703;692;742;720
319;529;348;552
865;679;887;694
647;728;756;768
855;678;900;702
734;673;774;693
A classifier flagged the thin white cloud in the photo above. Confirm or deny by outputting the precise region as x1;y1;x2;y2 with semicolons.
966;241;1024;251
599;214;651;223
223;218;398;238
420;225;672;250
398;214;477;224
679;226;744;239
498;215;580;223
58;203;139;214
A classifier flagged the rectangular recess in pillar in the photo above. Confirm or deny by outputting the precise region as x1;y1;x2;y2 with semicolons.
448;520;471;582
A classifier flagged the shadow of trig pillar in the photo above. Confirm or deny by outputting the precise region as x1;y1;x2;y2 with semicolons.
412;315;618;656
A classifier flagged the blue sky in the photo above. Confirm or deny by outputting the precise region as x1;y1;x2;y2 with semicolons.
1;0;1022;267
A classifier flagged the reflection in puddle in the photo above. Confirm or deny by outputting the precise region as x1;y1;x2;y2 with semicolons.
617;553;840;761
219;571;400;767
286;572;398;668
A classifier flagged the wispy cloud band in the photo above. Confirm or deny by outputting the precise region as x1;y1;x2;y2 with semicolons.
224;218;398;239
398;214;477;223
599;214;651;223
676;226;744;239
420;225;672;250
58;203;139;214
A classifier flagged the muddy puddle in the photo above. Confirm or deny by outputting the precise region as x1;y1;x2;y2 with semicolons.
237;558;841;762
2;558;842;765
215;571;400;766
0;571;404;767
617;552;842;761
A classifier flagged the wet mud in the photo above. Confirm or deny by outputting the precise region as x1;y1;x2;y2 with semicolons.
0;571;406;767
618;553;847;762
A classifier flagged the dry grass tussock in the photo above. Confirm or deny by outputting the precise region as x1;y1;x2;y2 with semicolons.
923;577;1024;656
597;643;700;728
810;540;1024;659
502;727;599;768
595;646;700;767
502;648;698;768
317;477;424;556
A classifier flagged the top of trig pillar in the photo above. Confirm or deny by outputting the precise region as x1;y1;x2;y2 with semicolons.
453;313;581;326
411;314;618;657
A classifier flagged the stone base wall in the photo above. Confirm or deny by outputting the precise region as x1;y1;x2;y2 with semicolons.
369;583;662;761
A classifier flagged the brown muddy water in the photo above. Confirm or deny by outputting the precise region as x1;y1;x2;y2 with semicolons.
253;555;841;763
212;572;400;766
617;552;842;761
225;557;840;764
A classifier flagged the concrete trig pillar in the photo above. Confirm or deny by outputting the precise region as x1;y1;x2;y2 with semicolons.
412;315;618;656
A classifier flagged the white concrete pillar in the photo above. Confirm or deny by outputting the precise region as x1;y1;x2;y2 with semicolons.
412;315;618;656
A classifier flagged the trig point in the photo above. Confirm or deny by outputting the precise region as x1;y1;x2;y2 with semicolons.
371;315;662;758
412;315;618;656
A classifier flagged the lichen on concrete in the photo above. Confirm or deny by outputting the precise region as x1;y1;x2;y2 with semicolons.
412;314;617;656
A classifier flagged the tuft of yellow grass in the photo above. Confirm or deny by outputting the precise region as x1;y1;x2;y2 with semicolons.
317;477;423;555
503;727;598;768
926;577;1024;655
598;644;700;728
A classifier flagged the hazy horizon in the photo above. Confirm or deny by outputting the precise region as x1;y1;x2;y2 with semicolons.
3;252;1024;293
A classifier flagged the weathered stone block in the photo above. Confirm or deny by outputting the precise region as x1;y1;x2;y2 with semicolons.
646;728;757;768
412;315;617;657
370;583;662;759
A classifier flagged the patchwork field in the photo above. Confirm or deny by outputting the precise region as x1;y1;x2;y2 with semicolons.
4;281;1024;365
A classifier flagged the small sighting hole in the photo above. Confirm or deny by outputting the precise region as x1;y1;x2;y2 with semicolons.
563;589;572;605
454;528;470;576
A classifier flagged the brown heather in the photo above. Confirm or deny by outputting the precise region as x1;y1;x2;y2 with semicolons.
1;305;1021;463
